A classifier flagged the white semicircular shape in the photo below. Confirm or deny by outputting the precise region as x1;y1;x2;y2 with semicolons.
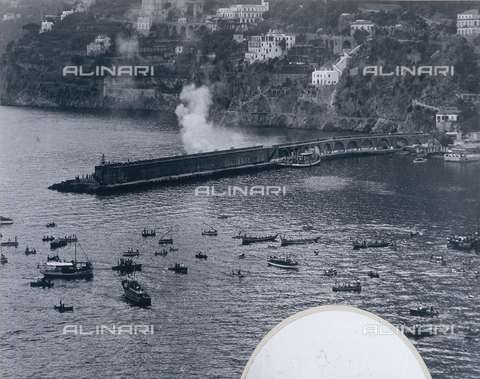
242;305;431;379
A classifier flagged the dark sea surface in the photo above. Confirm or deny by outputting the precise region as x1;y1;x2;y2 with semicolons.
1;106;479;378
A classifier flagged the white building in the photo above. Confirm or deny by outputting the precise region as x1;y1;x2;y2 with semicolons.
86;35;111;56
245;30;295;63
436;107;460;132
457;9;480;36
40;21;53;33
350;20;375;36
175;46;184;55
137;16;152;36
61;10;75;20
216;0;269;25
311;68;340;86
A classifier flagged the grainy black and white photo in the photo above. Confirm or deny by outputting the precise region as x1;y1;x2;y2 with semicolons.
0;0;479;377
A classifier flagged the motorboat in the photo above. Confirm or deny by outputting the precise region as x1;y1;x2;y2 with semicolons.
332;280;361;292
202;228;218;236
409;306;439;317
267;255;299;269
122;248;140;257
112;258;142;272
46;222;56;228
122;275;151;306
142;229;156;237
195;252;208;260
54;302;73;312
40;241;93;279
168;263;188;274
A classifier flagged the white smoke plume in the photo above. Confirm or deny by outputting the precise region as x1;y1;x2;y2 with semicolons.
116;35;139;58
175;84;248;154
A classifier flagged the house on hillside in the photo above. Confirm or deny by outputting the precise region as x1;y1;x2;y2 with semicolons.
457;9;480;36
436;107;460;132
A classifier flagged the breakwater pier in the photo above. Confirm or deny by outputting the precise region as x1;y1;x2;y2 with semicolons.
49;133;431;194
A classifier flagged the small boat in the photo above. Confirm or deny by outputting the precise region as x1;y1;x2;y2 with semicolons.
122;248;140;257
42;235;55;242
430;254;444;261
447;234;478;250
324;268;337;277
112;258;142;272
122;275;151;306
238;253;246;259
54;302;73;313
280;235;320;246
46;222;56;228
0;216;13;225
195;251;208;260
367;270;379;278
25;246;36;255
30;277;54;288
1;237;18;247
40;241;93;279
47;254;61;262
50;239;67;250
142;229;156;237
218;215;229;219
353;240;391;249
168;263;188;274
314;250;319;256
241;234;278;245
410;230;420;237
169;246;178;252
267;255;299;269
413;158;427;163
154;249;168;256
332;280;362;292
202;228;218;236
1;254;8;264
409;306;439;317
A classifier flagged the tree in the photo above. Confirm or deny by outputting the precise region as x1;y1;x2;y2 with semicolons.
353;29;369;45
22;23;41;36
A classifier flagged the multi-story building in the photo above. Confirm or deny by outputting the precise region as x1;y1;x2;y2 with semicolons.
350;20;375;36
40;21;53;33
86;35;111;56
216;0;269;26
245;30;295;63
311;68;340;86
61;10;75;20
436;107;460;132
137;0;188;24
137;17;152;36
457;9;480;36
